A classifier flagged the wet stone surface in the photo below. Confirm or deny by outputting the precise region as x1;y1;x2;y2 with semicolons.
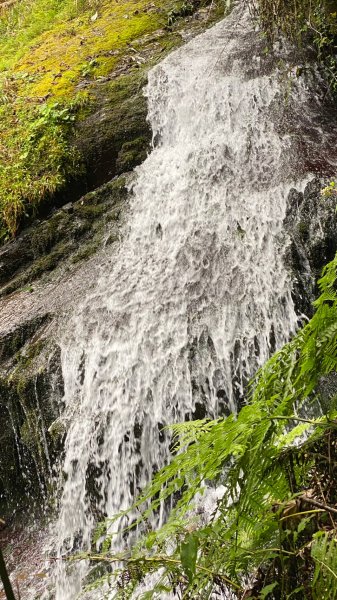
285;178;337;317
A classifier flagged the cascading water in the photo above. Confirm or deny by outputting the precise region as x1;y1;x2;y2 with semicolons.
52;3;314;597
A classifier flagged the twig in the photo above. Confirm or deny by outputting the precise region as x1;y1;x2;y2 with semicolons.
301;495;337;517
48;553;242;591
269;415;337;427
0;547;16;600
279;508;324;521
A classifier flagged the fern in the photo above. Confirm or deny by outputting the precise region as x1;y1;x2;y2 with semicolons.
312;532;337;600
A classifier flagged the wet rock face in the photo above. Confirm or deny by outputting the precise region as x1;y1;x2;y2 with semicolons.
285;178;337;317
74;72;151;191
0;316;64;518
0;177;127;299
0;176;129;516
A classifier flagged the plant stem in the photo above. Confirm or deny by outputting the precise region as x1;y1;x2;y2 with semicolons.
0;548;16;600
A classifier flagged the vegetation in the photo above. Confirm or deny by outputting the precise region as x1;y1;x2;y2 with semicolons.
0;0;92;239
321;179;337;198
0;96;83;239
73;250;337;599
0;0;214;240
249;0;337;90
1;0;334;240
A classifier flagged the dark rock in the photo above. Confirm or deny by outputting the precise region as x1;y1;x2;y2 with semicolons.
0;176;128;297
0;175;129;516
0;322;63;517
285;178;337;317
75;72;151;190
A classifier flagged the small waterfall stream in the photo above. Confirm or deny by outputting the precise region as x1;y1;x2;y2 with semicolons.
53;3;314;597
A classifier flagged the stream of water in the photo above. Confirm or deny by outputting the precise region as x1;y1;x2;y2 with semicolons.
51;3;314;597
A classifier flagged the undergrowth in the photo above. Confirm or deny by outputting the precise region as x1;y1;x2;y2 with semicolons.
0;97;85;240
249;0;337;91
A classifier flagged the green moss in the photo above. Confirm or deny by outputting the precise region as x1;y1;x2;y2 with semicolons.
48;417;66;445
0;175;129;296
29;241;74;279
20;409;40;451
298;220;310;239
116;136;149;173
0;239;73;291
12;1;173;100
0;315;50;361
15;339;46;369
74;203;107;219
0;0;225;239
30;211;70;257
72;239;101;263
0;0;173;238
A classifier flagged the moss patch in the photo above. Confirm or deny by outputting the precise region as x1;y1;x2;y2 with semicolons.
0;0;224;239
0;175;128;296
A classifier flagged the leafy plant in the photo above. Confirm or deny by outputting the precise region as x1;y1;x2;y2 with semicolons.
321;180;337;198
248;0;337;93
0;97;84;237
167;2;195;26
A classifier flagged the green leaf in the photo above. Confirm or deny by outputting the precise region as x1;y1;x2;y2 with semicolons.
297;515;313;534
180;532;199;584
259;582;278;599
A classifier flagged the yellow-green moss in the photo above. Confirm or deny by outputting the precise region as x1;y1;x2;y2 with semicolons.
0;0;177;113
0;0;224;239
16;2;170;99
0;0;177;238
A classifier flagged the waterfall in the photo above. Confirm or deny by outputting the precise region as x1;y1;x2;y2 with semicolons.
52;3;312;597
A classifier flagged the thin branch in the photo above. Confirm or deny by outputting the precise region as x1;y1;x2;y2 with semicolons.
48;553;242;591
279;508;324;521
269;415;337;427
300;495;337;517
0;548;16;600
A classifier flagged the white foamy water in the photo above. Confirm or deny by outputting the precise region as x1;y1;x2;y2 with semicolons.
51;3;313;597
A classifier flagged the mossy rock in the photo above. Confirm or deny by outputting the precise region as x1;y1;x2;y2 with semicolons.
0;0;224;238
0;174;128;296
0;314;51;362
0;318;64;516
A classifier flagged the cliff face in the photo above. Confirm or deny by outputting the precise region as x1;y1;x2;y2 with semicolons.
0;0;337;545
285;179;337;318
0;177;127;516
